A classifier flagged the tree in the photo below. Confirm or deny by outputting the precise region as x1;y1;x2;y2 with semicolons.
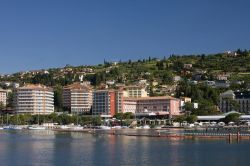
7;92;14;108
172;60;184;72
0;102;5;110
60;114;77;125
148;56;151;61
48;113;59;123
174;115;186;123
92;116;102;126
183;102;194;113
114;113;123;120
186;115;198;123
161;71;173;84
123;112;133;119
114;112;133;121
191;99;219;116
54;85;63;112
223;113;240;124
229;100;240;111
156;61;164;70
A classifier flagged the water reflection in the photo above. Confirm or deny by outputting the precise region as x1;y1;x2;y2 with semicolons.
0;130;250;166
0;130;55;166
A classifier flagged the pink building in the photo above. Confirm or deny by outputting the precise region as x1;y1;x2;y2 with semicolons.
123;96;181;116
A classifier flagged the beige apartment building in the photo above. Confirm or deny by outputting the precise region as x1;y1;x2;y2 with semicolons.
0;88;7;106
123;85;148;98
14;84;54;114
63;83;93;114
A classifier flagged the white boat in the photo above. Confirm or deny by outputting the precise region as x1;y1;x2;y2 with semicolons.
99;125;111;130
9;125;23;130
154;126;162;129
142;125;151;129
59;125;71;130
218;122;225;126
28;126;46;130
69;126;83;130
3;126;10;130
3;125;23;130
0;127;4;130
112;126;122;129
135;126;142;129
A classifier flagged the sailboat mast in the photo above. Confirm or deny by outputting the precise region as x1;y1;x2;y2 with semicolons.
77;110;79;126
7;113;8;125
38;113;40;125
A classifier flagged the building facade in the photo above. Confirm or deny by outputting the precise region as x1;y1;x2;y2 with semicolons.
92;90;123;117
0;88;7;106
14;84;54;114
220;90;250;114
123;96;181;116
123;85;148;98
115;90;124;114
123;98;137;114
63;83;92;114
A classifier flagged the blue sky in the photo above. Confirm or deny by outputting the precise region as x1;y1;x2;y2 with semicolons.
0;0;250;74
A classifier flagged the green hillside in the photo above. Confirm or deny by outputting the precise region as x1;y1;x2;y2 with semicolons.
1;49;250;115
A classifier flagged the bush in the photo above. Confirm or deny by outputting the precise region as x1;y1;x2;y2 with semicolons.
186;115;198;123
223;113;240;124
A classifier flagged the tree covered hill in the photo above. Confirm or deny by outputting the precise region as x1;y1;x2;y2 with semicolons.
1;49;250;88
1;49;250;114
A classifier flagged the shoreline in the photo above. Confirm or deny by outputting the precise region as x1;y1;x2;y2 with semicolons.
2;126;250;141
51;128;250;141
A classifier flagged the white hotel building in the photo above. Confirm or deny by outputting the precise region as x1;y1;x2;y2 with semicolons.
14;84;54;114
63;82;93;114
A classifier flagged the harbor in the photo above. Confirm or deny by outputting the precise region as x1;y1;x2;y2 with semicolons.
3;124;250;142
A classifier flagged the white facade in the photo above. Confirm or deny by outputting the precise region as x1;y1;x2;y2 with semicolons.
15;84;54;114
63;83;92;114
123;98;137;114
70;90;92;113
115;90;124;113
0;88;7;106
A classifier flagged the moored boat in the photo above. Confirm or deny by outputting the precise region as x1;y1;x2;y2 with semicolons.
9;125;23;130
28;126;46;130
142;125;151;129
112;126;122;129
69;126;83;130
3;126;10;130
99;125;111;130
59;125;71;130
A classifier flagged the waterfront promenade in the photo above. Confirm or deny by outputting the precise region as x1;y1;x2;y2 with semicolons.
3;124;250;141
51;126;250;142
